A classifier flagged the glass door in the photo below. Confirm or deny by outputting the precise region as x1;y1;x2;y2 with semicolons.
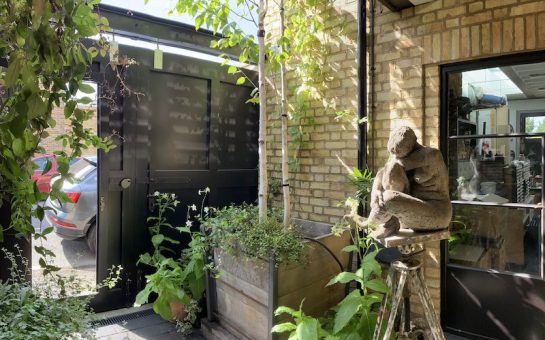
441;54;545;339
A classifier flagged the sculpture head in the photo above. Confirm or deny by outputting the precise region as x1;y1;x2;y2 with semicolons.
387;126;417;158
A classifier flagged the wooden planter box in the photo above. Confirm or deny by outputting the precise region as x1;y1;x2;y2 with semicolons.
202;219;350;340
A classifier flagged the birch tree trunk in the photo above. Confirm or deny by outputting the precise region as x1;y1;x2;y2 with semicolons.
257;0;268;222
279;0;290;228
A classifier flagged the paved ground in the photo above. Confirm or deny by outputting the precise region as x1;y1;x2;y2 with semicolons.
31;212;96;287
95;306;205;340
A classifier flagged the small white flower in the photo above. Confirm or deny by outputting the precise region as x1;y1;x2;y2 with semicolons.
171;193;176;199
204;207;209;214
191;204;197;211
204;187;210;193
186;220;193;227
173;200;180;207
153;191;160;196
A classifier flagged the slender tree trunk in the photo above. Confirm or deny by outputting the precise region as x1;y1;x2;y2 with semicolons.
257;0;268;222
279;0;290;229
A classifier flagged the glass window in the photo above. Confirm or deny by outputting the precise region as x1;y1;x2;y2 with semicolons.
448;137;542;204
446;60;544;277
448;205;540;276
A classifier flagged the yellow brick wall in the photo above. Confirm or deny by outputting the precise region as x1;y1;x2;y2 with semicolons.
39;105;97;156
368;0;545;320
266;0;545;321
265;0;360;225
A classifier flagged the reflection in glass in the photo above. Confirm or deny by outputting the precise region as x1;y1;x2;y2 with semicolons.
448;137;542;204
448;205;541;276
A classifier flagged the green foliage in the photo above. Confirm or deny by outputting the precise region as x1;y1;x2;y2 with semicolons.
447;217;471;249
0;246;122;340
135;191;212;334
201;203;306;265
272;301;334;339
272;237;390;339
347;167;374;206
168;0;333;171
0;0;114;241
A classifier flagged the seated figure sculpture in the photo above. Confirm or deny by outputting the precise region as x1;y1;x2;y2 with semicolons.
351;126;452;238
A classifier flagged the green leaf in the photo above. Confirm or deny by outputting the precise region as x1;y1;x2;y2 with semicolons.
236;76;246;85
42;158;52;175
134;285;151;306
5;57;21;87
274;305;298;317
27;93;47;118
334;290;362;334
153;296;172;321
227;65;237;74
78;96;94;105
296;318;319;340
12;138;25;157
342;245;359;253
151;234;164;247
365;279;389;293
79;83;95;94
64;100;77;118
271;322;296;334
327;272;362;286
35;206;44;221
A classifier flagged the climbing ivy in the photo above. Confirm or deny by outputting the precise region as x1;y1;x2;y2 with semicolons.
0;0;113;242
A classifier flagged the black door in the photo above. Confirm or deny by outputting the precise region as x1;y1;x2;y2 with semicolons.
90;45;258;311
440;53;545;339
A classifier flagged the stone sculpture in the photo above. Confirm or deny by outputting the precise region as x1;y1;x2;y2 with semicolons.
351;126;452;238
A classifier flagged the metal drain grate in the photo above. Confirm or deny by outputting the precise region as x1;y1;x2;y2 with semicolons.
92;308;156;327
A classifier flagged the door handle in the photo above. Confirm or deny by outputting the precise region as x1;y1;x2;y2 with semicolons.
120;178;132;189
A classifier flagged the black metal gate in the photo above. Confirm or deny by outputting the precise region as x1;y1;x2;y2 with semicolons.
90;8;258;311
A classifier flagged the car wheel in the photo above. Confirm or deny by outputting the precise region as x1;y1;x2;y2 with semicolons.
87;222;97;254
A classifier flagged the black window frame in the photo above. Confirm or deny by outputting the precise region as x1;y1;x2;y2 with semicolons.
440;50;545;324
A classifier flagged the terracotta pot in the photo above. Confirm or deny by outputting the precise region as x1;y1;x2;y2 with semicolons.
169;301;188;322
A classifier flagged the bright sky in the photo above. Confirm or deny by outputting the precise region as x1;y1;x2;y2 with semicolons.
101;0;257;36
97;0;256;65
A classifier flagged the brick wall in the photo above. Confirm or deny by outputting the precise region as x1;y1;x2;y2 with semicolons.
266;0;545;321
371;0;545;316
265;0;360;225
39;104;97;156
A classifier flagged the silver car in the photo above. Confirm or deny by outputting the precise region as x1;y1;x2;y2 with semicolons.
45;156;98;253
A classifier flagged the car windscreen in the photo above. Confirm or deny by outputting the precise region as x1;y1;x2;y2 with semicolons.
69;159;96;181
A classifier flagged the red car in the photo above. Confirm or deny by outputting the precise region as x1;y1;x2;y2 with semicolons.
31;155;80;193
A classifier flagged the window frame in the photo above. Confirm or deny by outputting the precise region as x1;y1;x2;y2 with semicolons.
440;51;545;284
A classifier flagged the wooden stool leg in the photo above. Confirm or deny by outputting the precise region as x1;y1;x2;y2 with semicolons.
382;270;408;340
414;268;446;340
373;266;396;340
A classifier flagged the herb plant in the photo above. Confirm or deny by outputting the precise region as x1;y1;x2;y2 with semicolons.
272;301;333;339
0;246;122;340
135;191;211;334
271;236;389;340
201;203;306;265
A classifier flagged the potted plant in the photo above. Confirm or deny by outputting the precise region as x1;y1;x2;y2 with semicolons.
134;192;210;334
